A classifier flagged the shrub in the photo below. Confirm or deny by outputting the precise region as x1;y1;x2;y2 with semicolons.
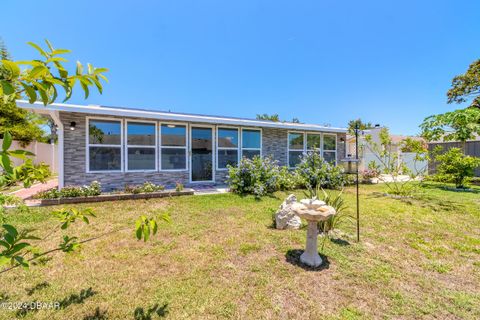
361;168;379;182
0;160;51;189
295;151;347;190
35;181;102;199
277;166;299;190
434;148;480;188
227;156;284;198
316;188;348;235
125;182;165;194
175;182;184;192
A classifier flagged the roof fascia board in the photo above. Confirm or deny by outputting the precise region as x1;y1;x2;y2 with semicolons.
16;100;347;133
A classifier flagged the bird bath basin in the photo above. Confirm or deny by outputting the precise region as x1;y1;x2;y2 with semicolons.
291;199;336;267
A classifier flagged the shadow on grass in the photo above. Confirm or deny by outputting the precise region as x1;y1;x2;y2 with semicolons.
134;303;169;319
59;287;97;309
16;287;97;317
25;281;50;296
421;183;480;194
330;238;351;246
285;249;330;271
83;307;108;320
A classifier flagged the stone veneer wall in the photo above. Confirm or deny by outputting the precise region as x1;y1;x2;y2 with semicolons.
60;111;346;190
61;112;189;191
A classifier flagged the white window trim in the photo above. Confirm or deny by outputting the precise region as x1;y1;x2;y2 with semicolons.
216;126;240;171
125;120;158;172
86;117;124;173
240;127;262;159
190;124;215;183
287;131;305;169
159;122;189;172
322;133;337;165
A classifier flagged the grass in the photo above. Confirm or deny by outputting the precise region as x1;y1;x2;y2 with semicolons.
1;182;479;319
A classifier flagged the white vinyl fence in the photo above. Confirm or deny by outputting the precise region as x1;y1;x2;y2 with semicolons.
360;151;427;175
0;140;58;173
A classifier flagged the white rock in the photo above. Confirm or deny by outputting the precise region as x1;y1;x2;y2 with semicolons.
275;194;301;230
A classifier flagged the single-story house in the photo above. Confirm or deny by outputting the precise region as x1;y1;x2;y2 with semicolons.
17;101;347;190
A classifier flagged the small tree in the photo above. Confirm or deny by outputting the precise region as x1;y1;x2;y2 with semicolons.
0;40;164;275
256;113;280;122
420;59;480;149
363;128;429;196
435;148;480;188
347;118;374;135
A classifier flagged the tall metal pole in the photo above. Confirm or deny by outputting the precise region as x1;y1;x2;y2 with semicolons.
355;123;360;242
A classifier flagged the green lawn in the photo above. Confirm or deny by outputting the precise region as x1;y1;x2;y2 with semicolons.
1;183;479;319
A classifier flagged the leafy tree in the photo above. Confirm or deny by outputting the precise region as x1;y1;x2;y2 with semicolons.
347;118;374;135
434;147;480;188
0;101;49;146
420;107;480;144
0;40;163;274
256;113;280;122
0;38;12;61
256;113;301;123
0;39;49;145
420;59;480;145
363;128;428;196
447;59;480;109
0;39;108;105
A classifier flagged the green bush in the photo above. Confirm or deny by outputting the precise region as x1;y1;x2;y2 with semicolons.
0;160;51;189
175;182;184;192
35;181;101;199
125;182;165;194
277;166;300;190
227;156;282;198
295;151;347;190
435;148;480;188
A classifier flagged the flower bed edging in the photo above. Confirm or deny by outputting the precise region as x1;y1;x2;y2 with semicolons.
37;188;194;206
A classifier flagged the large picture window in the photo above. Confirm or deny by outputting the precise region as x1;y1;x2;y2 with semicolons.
217;127;239;169
323;134;337;164
241;129;261;159
307;133;321;151
288;132;338;168
288;132;304;168
88;119;122;172
160;124;187;170
126;121;156;171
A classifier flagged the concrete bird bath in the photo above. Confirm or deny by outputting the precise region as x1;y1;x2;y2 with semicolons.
291;199;336;267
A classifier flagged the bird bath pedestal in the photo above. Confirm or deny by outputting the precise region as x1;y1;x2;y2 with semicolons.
291;199;336;267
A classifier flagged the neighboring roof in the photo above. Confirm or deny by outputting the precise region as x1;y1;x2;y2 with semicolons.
17;101;347;133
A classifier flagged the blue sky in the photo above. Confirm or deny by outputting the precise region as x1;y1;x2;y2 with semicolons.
2;0;480;135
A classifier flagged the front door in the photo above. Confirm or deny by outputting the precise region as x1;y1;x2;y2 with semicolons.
190;126;214;182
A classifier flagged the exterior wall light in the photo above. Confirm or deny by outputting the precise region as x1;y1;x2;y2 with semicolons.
70;121;76;131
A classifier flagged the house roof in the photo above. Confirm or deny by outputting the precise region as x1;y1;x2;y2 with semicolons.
17;100;347;133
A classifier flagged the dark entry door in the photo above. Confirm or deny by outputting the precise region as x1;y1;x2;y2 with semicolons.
190;127;213;182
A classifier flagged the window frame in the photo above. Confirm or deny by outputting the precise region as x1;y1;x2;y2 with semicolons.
322;133;338;165
85;117;124;173
287;131;338;168
159;121;189;172
124;119;158;172
287;131;306;169
306;132;321;152
240;127;262;159
216;126;240;171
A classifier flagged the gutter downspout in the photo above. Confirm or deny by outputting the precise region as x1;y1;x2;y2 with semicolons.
48;111;64;189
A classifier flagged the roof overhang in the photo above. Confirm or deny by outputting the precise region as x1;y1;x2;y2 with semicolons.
17;100;347;133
